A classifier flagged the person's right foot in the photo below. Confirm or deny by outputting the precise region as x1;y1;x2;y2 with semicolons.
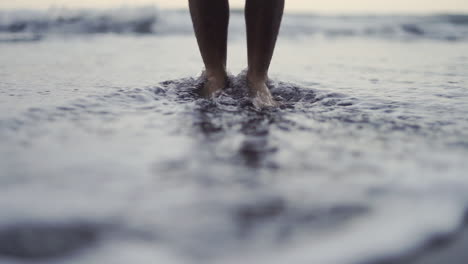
201;71;227;98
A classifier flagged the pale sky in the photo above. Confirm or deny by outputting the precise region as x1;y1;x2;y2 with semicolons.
1;0;468;13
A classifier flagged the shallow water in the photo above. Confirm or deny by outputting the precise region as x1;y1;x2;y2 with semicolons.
1;9;468;264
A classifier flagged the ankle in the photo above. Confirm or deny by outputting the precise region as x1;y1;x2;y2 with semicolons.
204;68;227;81
247;70;267;84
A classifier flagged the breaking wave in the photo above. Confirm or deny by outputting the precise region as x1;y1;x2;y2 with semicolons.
1;7;468;41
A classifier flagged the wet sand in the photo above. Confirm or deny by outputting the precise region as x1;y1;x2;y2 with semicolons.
1;9;468;264
365;213;468;264
410;218;468;264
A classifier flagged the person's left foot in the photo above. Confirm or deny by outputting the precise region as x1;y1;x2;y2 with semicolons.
201;72;227;98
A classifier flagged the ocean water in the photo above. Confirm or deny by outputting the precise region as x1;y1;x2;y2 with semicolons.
0;7;468;264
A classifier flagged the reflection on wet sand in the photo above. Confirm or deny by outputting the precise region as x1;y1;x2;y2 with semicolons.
160;73;317;171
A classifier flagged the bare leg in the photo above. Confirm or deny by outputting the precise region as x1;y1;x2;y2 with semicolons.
189;0;229;97
245;0;284;108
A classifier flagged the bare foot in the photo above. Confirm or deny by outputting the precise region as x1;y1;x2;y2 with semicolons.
201;71;227;98
247;77;278;108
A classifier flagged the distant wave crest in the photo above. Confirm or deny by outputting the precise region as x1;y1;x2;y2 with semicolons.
0;7;161;34
1;7;468;41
